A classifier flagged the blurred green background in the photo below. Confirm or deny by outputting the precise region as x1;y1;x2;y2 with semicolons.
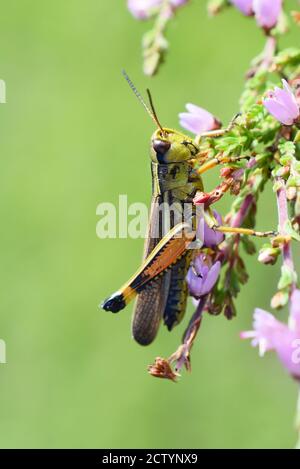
0;0;299;449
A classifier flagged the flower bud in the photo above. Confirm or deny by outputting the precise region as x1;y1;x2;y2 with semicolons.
253;0;282;30
258;245;280;265
220;167;233;178
286;186;297;201
271;290;289;309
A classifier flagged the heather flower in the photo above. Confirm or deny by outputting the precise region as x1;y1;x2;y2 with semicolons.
289;289;300;332
148;357;179;381
186;254;221;298
230;0;282;29
253;0;282;30
230;0;253;16
179;103;220;135
197;210;225;248
127;0;188;20
241;307;300;380
263;79;300;126
127;0;161;19
170;0;188;6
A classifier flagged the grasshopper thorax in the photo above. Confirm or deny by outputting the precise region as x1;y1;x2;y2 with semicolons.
150;128;199;164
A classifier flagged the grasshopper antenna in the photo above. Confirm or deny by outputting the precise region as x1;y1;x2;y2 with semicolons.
146;88;165;135
122;70;165;135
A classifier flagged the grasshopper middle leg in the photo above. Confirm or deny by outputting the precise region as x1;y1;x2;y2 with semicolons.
204;208;277;238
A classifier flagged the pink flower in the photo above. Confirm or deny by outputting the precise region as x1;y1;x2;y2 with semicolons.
230;0;253;16
289;289;300;333
170;0;188;6
253;0;282;29
179;103;220;135
186;254;221;298
127;0;161;19
197;210;225;248
231;0;282;29
127;0;188;20
263;79;300;126
241;300;300;380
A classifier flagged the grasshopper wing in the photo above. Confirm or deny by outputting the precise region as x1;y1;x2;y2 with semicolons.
131;198;170;345
132;197;193;345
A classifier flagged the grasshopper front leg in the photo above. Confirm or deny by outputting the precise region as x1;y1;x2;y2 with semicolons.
196;154;250;176
190;161;278;238
194;113;241;144
101;222;195;313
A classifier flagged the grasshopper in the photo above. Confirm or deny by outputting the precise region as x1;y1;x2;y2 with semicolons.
101;72;276;346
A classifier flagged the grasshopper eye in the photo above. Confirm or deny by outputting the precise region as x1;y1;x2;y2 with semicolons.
153;139;171;155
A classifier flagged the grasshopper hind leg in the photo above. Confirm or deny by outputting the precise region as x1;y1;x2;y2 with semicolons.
132;251;192;344
102;292;126;313
101;221;195;344
132;271;171;346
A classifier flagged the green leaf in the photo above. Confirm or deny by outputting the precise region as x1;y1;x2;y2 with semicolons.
275;47;300;67
278;140;296;160
272;179;282;192
225;268;240;298
241;236;256;255
284;219;300;242
287;175;300;188
294;130;300;143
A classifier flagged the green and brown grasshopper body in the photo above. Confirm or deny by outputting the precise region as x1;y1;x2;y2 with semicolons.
103;126;201;344
102;75;276;346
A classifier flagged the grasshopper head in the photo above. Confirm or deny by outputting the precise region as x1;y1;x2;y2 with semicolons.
120;74;198;164
151;128;199;164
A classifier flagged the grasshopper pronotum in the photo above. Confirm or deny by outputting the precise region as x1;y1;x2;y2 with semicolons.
101;72;276;346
